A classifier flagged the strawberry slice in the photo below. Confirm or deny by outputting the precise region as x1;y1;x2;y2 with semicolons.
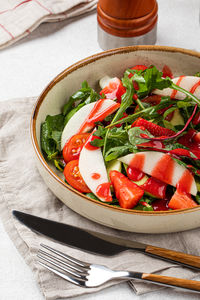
109;170;144;209
168;190;198;210
100;78;126;103
131;118;175;137
130;65;148;72
169;148;194;158
162;65;174;79
141;177;167;199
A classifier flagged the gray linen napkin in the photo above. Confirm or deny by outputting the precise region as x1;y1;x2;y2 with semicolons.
0;97;200;300
0;0;97;50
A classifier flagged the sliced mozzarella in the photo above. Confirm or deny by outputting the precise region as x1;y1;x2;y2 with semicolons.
153;76;200;100
79;132;112;202
118;151;197;196
61;99;118;149
99;75;113;89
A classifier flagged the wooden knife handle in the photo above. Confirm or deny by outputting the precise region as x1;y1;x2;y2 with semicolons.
142;273;200;292
145;245;200;268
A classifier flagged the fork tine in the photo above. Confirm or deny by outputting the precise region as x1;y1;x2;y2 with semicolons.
40;244;89;268
38;261;86;287
37;252;87;280
38;249;88;274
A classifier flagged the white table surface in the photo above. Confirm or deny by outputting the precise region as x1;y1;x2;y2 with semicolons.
0;1;200;299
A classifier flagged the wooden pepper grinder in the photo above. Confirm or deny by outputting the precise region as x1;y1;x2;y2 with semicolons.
97;0;158;50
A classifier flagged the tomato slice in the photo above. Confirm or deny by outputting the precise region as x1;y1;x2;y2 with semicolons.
63;160;91;193
109;170;144;209
63;133;90;163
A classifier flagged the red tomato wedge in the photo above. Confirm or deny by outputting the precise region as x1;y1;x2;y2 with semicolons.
63;133;90;163
141;177;167;199
168;190;197;210
63;160;91;193
109;170;144;209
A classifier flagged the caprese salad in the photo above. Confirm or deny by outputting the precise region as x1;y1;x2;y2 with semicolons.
41;65;200;211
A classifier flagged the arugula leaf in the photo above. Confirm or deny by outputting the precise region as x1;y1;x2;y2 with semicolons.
86;193;99;201
64;102;85;125
90;138;104;147
41;114;64;160
163;107;177;119
127;66;172;98
134;197;154;211
102;73;135;156
195;72;200;77
111;72;134;123
171;83;200;107
91;125;136;161
195;194;200;204
106;97;175;128
164;143;189;151
91;126;129;149
62;81;99;117
93;125;107;137
177;100;195;108
105;145;136;162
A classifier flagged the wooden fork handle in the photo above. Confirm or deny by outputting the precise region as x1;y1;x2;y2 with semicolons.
142;273;200;292
145;245;200;269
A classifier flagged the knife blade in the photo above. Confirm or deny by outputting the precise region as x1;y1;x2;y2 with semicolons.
13;210;200;271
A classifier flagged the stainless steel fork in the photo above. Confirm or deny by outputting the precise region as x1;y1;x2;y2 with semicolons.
37;244;200;293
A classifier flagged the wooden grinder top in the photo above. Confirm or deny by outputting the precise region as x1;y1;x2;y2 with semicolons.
97;0;158;37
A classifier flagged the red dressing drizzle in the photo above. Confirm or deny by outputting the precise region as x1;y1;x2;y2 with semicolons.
190;79;200;94
96;182;112;202
127;166;145;181
176;169;193;194
130;153;145;171
78;99;120;133
151;154;174;185
84;134;101;151
91;173;101;180
171;75;185;99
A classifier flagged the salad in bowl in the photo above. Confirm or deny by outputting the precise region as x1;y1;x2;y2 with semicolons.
40;64;200;213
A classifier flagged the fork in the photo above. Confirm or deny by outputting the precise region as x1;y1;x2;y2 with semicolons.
37;244;200;293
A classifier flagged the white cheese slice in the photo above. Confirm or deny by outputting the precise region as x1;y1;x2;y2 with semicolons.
118;151;197;196
153;76;200;100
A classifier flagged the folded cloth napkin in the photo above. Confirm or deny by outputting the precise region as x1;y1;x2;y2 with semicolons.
0;0;97;50
0;97;200;300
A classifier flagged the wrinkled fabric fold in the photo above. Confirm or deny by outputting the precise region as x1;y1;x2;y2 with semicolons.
0;97;200;299
0;0;97;50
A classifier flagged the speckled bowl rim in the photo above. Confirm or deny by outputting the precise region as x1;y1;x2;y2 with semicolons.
31;45;200;217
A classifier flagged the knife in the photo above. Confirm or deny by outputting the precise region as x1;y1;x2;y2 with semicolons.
13;210;200;271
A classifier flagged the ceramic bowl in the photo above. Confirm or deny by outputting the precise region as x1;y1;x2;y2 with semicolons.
31;45;200;233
